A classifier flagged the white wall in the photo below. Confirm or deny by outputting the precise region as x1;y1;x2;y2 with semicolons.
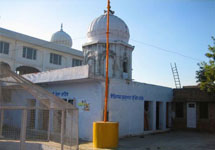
108;79;173;137
42;78;173;140
4;75;173;141
43;80;104;141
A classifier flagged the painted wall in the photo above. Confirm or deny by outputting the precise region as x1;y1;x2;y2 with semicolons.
43;80;104;141
3;77;173;141
108;79;173;137
44;78;173;140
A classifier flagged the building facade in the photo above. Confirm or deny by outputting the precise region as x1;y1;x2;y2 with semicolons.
0;26;83;75
1;9;174;141
173;86;215;132
23;66;173;141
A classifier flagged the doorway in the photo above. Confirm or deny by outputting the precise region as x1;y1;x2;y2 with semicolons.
156;102;160;130
144;101;153;131
187;102;196;128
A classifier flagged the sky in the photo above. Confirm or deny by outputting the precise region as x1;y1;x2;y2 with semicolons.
0;0;215;88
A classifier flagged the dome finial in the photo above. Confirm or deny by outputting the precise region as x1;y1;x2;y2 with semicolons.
61;23;63;31
104;2;114;15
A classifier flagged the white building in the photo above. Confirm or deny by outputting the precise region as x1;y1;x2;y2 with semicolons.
24;11;172;141
1;10;173;141
23;65;172;141
0;25;83;75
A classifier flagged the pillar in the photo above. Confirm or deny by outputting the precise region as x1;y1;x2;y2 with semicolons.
149;101;156;131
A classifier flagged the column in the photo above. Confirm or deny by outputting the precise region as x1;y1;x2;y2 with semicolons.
150;101;156;131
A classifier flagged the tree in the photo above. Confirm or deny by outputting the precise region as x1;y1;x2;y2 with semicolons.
196;36;215;93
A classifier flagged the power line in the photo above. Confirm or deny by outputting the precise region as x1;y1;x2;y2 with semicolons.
1;29;203;62
130;39;202;62
72;35;203;62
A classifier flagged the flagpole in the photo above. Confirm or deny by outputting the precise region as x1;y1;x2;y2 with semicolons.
104;0;110;122
93;1;118;148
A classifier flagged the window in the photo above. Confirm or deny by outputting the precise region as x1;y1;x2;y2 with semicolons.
175;102;184;118
50;53;62;65
200;102;208;119
0;41;10;55
23;47;37;60
62;98;76;105
123;61;128;73
72;59;82;67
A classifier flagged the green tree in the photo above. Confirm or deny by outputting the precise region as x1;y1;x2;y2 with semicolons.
196;36;215;93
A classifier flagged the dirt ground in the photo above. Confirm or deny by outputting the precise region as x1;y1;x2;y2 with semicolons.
79;131;215;150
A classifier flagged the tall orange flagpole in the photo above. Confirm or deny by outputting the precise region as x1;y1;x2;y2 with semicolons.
104;0;110;122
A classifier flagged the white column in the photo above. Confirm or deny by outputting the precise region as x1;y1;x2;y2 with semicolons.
42;51;46;71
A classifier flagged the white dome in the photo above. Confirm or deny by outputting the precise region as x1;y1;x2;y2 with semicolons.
87;12;130;43
51;25;72;48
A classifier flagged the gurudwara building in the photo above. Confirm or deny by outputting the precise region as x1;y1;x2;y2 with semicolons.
0;10;173;141
0;25;83;75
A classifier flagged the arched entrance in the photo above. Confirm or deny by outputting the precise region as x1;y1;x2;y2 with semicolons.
0;62;11;70
16;66;40;75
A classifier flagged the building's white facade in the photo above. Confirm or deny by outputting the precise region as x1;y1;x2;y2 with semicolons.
0;27;83;74
23;66;172;141
1;10;173;141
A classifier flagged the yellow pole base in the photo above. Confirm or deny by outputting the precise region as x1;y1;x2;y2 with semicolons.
93;121;119;148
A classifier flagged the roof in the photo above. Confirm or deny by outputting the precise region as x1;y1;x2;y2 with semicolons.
0;27;83;57
87;13;130;44
23;65;90;84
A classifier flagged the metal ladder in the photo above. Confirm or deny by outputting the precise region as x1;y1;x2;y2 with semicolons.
171;63;182;89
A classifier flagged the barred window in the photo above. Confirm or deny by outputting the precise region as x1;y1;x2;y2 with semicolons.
50;53;62;65
0;41;10;55
23;47;37;60
72;59;82;67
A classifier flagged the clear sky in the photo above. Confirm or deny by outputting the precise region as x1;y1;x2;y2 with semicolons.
0;0;215;88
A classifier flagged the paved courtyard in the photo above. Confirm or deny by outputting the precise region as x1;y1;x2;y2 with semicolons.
79;131;215;150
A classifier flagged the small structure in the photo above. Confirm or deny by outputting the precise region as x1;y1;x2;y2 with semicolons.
0;62;79;150
172;86;215;132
